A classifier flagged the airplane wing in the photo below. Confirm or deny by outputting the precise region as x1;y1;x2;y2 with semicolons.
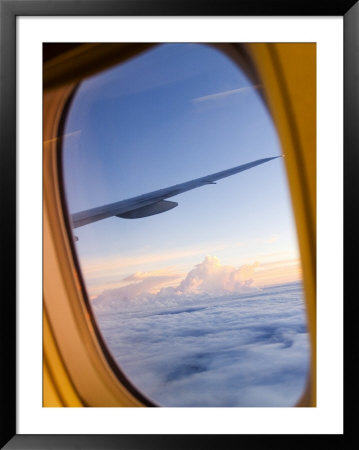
71;156;281;228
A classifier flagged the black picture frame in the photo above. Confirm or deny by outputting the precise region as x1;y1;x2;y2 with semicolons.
1;1;357;448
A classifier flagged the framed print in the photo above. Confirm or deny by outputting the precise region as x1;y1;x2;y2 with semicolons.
1;0;357;448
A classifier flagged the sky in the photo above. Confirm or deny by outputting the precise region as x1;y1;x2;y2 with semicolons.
62;43;302;300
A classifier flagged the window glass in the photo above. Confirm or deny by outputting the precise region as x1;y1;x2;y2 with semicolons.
62;43;309;406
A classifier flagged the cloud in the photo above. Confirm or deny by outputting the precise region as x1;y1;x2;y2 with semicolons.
95;281;310;407
254;259;302;286
86;267;184;299
91;273;181;310
174;256;259;296
192;85;261;103
81;242;238;278
265;234;279;244
92;256;261;311
123;267;181;282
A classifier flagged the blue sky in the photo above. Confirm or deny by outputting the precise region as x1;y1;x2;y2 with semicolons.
62;43;301;298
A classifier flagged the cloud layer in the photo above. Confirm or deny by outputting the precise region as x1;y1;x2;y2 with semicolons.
92;256;260;312
95;281;310;407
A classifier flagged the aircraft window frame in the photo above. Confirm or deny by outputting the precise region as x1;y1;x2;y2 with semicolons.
43;42;315;407
56;84;156;406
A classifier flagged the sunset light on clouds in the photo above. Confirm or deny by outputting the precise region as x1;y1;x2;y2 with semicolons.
86;253;301;300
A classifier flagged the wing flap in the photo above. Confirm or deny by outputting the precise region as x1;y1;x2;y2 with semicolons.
116;200;178;219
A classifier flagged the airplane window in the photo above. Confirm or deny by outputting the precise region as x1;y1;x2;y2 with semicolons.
61;43;310;406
